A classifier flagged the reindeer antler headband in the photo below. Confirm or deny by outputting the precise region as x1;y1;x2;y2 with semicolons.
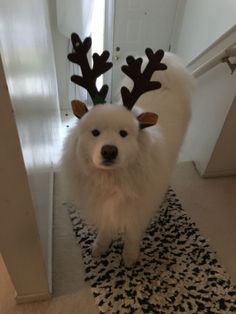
68;33;167;127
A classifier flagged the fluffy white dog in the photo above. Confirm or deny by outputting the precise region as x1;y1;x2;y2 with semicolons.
62;34;194;266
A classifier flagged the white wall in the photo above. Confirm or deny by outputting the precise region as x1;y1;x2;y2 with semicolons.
0;0;61;290
181;62;236;175
175;0;236;63
206;96;236;176
178;23;236;175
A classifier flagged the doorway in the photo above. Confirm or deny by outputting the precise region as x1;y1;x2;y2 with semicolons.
105;0;179;102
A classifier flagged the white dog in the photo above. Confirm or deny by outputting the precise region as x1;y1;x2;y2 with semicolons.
62;34;194;266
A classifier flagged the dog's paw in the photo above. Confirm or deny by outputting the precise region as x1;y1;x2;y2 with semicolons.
92;242;108;257
92;244;103;257
122;250;139;267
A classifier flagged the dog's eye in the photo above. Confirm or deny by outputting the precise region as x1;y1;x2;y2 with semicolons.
91;129;100;137
119;130;128;138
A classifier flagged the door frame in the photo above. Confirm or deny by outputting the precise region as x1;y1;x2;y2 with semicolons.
104;0;115;103
0;55;51;303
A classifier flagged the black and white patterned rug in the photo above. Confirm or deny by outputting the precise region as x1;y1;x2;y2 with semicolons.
65;189;236;313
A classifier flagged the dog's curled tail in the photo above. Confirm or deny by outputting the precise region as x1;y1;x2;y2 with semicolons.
154;52;195;101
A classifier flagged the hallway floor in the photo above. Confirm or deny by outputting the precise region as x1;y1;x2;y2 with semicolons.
172;161;236;282
1;161;236;313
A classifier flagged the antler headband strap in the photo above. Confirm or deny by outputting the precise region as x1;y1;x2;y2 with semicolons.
67;33;167;117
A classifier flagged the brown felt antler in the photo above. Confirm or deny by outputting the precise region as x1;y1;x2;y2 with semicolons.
121;49;167;110
68;33;112;105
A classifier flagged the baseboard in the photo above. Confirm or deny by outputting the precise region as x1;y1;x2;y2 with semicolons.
193;161;236;178
202;168;236;178
15;292;51;304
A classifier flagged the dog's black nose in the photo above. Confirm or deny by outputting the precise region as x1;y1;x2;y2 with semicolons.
101;145;118;162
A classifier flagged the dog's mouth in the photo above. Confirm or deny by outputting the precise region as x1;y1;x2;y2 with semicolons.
95;159;119;170
101;160;117;167
103;161;114;166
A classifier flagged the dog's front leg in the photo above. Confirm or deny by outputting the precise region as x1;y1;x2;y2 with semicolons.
92;197;119;257
123;228;143;266
92;227;112;257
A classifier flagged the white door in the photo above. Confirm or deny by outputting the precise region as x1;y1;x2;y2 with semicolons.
111;0;179;102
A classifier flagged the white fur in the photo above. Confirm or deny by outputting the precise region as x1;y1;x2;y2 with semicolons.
61;52;194;266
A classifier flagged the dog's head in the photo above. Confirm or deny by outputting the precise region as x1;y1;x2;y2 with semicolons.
76;104;144;170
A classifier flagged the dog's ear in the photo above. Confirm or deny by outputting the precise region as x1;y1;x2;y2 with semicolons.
71;99;88;119
137;112;158;129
